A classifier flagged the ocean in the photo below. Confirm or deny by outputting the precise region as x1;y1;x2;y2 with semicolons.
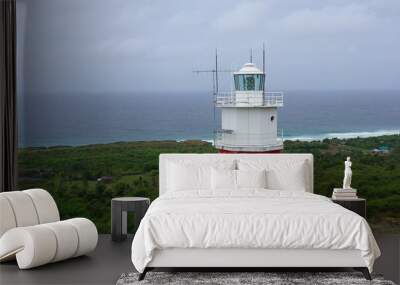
18;90;400;147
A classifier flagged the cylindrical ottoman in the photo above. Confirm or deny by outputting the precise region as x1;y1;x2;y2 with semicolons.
0;218;98;269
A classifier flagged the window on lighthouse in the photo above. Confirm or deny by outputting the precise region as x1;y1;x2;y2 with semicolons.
234;74;265;91
245;76;255;90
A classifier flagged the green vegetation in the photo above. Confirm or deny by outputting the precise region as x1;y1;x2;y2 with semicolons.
18;136;400;233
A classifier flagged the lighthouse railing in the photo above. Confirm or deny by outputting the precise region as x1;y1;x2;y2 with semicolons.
215;91;284;107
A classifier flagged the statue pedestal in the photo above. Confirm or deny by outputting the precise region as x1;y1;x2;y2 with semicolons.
333;188;357;192
332;188;358;199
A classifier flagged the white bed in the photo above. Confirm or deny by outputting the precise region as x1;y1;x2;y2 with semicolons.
131;154;380;280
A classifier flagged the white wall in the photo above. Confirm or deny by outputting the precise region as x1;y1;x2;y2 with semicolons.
220;107;278;146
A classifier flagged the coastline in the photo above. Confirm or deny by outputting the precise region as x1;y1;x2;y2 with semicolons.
284;129;400;142
19;129;400;149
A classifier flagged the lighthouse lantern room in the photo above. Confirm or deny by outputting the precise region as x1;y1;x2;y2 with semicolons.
214;58;284;153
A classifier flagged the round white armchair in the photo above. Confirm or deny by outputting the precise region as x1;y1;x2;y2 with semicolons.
0;189;98;269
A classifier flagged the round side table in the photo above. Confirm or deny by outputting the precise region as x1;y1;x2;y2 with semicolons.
111;197;150;242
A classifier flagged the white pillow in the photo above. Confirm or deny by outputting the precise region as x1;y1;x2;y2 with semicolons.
236;169;267;189
211;168;236;190
167;162;211;191
267;161;307;191
166;159;236;192
238;159;307;191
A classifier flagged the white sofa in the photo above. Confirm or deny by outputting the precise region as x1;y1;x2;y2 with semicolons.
0;189;98;269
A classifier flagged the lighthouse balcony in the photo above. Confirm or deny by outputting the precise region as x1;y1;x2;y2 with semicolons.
214;130;284;152
215;91;284;108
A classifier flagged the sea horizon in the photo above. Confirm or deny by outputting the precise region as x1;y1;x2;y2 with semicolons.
18;90;400;148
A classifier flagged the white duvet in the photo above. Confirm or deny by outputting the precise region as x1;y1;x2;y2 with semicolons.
131;190;380;273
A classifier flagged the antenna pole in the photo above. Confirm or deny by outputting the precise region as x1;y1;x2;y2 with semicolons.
263;42;266;91
215;48;219;94
250;48;253;63
263;43;265;74
212;71;215;95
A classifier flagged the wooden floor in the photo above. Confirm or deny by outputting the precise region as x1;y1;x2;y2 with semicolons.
0;234;399;285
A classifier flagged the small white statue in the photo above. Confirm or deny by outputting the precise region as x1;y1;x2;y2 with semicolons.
342;157;352;189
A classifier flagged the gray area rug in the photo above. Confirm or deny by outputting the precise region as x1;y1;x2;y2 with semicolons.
116;272;396;285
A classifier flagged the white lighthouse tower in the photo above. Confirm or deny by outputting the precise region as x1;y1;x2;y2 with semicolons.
214;59;284;153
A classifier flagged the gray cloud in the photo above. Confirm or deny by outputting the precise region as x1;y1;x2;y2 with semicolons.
17;0;400;94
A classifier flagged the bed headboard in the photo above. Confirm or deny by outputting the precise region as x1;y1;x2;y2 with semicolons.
159;153;314;196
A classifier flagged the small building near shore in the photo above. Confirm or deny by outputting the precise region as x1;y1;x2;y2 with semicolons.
97;176;113;183
371;145;390;154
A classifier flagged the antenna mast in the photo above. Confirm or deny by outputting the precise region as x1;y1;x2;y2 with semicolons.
262;43;266;91
215;49;219;94
262;43;265;74
250;48;253;63
192;49;233;140
193;49;233;94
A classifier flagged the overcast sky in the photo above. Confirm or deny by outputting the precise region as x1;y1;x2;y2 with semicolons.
17;0;400;94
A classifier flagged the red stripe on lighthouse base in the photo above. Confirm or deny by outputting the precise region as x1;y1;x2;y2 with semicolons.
218;149;282;154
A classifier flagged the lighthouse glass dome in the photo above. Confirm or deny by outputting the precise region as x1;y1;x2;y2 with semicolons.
233;63;265;91
234;74;265;91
